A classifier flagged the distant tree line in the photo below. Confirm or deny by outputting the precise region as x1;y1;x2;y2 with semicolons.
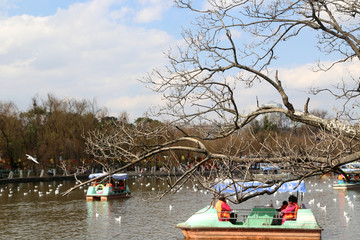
0;94;328;176
0;94;170;175
0;94;106;174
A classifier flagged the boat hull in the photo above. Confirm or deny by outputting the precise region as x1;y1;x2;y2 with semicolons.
176;206;322;240
86;194;131;201
180;227;321;239
333;182;360;189
86;185;131;201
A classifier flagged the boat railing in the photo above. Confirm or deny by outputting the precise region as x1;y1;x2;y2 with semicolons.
227;209;252;222
228;208;319;228
217;208;276;225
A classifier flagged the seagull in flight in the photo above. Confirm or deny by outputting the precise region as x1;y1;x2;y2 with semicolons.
26;154;39;164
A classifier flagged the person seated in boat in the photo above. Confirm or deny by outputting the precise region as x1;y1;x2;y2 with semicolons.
281;195;299;224
118;180;126;191
106;179;115;188
338;174;345;184
215;196;237;224
92;180;99;187
276;201;288;212
271;196;299;225
355;174;360;181
271;201;288;225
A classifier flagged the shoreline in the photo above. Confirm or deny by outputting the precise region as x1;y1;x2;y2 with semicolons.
0;170;186;184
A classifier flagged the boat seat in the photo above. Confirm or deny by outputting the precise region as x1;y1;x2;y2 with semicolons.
244;208;276;226
282;209;318;228
296;209;316;223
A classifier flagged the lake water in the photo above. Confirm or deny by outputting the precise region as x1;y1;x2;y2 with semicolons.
0;176;358;239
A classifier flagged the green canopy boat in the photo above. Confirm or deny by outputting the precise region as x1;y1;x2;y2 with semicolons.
176;180;322;239
176;206;322;239
86;173;131;201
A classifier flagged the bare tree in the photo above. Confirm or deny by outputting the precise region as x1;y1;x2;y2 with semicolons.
65;0;360;202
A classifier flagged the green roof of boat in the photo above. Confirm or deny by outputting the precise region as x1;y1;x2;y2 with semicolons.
176;206;322;230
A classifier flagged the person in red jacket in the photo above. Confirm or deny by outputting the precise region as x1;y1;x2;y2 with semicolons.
215;196;237;224
118;180;125;191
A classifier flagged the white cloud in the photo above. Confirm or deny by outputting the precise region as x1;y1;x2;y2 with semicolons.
228;60;360;115
276;60;360;89
1;0;356;121
134;3;168;23
0;0;174;118
105;93;164;118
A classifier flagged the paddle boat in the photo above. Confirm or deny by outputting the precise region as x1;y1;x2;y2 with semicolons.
333;181;360;189
86;173;131;201
333;175;360;189
252;163;289;180
259;163;280;174
333;163;360;189
176;180;322;239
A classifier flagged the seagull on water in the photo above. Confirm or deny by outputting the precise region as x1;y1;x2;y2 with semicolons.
115;216;121;223
26;154;39;164
320;206;326;212
345;215;350;224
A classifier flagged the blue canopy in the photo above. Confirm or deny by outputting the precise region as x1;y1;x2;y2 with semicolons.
215;180;306;194
341;163;360;173
88;173;129;180
259;163;280;171
260;166;280;171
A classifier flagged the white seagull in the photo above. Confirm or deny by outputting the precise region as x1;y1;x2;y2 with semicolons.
345;215;350;224
115;216;121;223
320;206;326;212
26;154;39;164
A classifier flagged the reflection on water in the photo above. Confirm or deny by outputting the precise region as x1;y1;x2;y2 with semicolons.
0;176;359;239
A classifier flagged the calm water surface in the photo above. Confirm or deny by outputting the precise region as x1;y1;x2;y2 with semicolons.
0;176;359;239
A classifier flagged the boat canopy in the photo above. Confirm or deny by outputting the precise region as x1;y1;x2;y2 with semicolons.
341;163;360;173
259;163;280;171
88;173;129;180
215;180;306;194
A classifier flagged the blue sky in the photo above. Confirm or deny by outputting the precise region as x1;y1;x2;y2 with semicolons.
0;0;357;120
3;0;88;16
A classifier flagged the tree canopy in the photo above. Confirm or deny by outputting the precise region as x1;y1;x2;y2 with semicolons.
68;0;360;203
0;94;105;173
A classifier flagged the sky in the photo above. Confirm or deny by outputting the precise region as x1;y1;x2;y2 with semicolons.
0;0;358;121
